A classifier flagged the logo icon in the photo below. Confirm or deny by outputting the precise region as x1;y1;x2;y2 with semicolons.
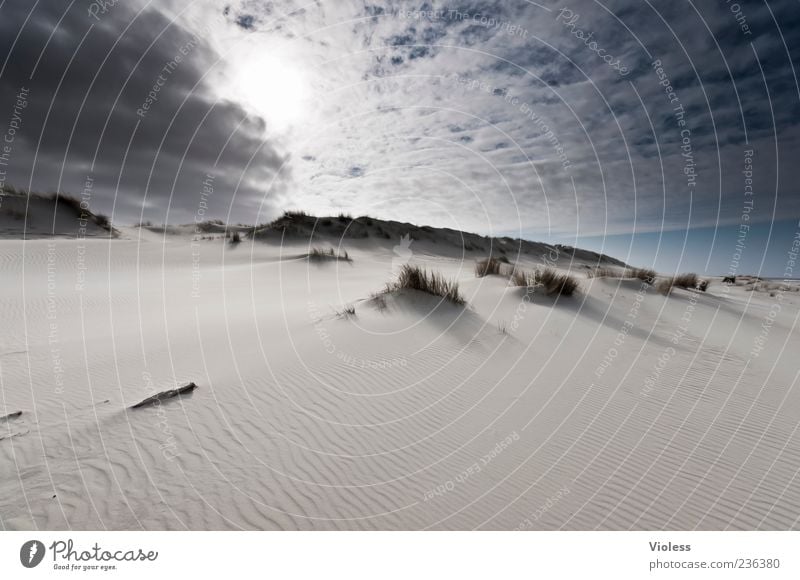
20;540;45;568
391;234;413;272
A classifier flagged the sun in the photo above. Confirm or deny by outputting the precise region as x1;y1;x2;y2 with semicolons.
232;52;309;131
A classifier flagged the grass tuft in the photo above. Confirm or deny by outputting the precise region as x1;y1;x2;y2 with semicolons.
511;268;534;288
307;246;351;261
672;273;699;289
387;264;466;305
283;210;307;219
656;278;674;295
657;273;701;295
475;256;505;277
512;267;579;296
587;266;656;284
631;267;657;284
586;267;623;279
335;305;356;318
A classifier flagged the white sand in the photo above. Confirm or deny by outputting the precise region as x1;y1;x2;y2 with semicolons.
1;224;799;530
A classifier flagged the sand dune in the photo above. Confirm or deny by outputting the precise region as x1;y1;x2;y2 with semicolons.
1;214;799;530
0;189;115;239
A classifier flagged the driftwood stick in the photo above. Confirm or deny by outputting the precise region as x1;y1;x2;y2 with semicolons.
0;411;22;422
131;383;198;409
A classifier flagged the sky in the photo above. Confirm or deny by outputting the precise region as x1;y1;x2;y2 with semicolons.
0;0;799;275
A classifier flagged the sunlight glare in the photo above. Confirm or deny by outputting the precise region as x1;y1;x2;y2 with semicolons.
233;52;308;131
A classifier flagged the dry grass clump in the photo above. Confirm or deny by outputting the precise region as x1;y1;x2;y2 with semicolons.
335;305;356;318
475;256;504;277
538;267;579;296
307;246;351;261
511;267;579;296
631;267;657;284
657;273;706;295
511;268;534;287
656;278;675;295
387;264;465;305
586;267;623;279
672;273;698;289
587;266;656;284
283;210;307;219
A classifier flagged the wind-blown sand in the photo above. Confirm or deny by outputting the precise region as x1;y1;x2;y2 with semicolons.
1;220;799;530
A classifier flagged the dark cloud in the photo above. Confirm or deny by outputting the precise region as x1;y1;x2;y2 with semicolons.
235;14;257;30
2;0;799;244
0;0;287;224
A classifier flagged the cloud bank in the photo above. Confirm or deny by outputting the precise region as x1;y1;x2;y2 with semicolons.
1;0;798;238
